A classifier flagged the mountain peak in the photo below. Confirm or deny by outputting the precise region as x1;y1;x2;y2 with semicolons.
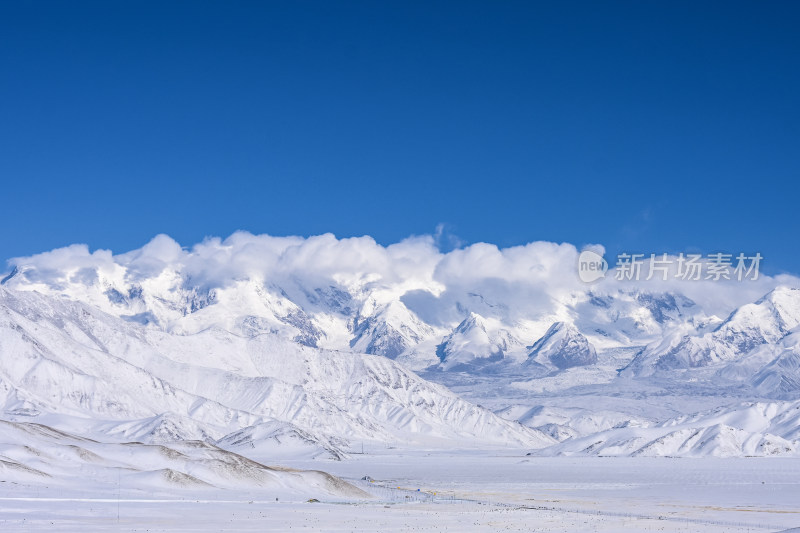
436;313;520;371
350;300;433;358
527;321;597;369
456;312;489;332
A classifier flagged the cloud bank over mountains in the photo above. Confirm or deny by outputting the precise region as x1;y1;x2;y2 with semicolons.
5;232;797;322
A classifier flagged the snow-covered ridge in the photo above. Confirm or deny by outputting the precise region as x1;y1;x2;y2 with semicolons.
623;287;800;398
0;287;551;452
0;418;369;497
529;400;800;458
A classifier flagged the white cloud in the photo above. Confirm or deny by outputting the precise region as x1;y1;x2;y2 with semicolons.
4;232;798;324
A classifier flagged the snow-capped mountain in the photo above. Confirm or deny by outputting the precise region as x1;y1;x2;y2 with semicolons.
350;300;436;359
0;234;724;373
531;400;800;458
2;232;800;459
435;313;521;371
621;288;800;400
630;287;800;373
526;322;597;370
0;287;551;452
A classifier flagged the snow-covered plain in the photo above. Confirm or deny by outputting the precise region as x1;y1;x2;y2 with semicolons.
2;453;800;532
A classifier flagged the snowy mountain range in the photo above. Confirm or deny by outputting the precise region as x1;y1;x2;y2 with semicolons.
2;232;800;465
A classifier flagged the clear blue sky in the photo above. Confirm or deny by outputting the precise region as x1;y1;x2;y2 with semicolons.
1;1;798;273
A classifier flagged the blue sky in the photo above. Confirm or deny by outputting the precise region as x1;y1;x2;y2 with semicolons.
1;1;798;274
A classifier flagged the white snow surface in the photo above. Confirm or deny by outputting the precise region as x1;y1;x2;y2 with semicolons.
3;234;800;530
